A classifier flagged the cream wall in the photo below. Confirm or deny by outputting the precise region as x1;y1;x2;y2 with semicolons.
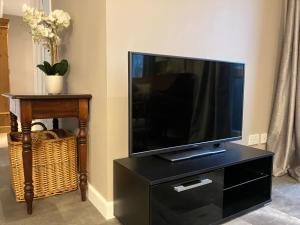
105;0;283;200
6;14;34;94
53;0;283;203
0;0;3;17
51;0;108;198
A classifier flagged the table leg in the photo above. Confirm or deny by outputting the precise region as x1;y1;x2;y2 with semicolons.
21;121;34;214
53;118;59;129
78;99;89;201
10;112;18;132
78;120;87;201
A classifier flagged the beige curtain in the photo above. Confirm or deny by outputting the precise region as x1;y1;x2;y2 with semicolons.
267;0;300;181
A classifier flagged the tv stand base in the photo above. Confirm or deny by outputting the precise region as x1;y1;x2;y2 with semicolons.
158;146;226;162
114;143;274;225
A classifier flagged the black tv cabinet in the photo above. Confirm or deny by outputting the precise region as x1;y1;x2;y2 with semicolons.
114;143;273;225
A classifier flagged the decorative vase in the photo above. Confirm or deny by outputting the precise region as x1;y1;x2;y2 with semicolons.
45;75;64;94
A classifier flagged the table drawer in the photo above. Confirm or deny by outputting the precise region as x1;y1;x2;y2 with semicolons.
151;169;224;225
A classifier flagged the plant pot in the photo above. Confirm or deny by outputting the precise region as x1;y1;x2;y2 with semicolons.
45;75;64;94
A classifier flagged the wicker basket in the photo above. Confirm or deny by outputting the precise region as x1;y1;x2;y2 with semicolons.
8;122;78;202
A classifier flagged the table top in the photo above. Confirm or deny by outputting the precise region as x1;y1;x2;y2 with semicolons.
2;93;92;100
115;142;274;185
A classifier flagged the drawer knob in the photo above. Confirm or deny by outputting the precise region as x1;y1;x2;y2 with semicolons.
174;178;212;192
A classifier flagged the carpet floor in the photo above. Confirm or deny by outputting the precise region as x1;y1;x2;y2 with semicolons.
0;146;300;225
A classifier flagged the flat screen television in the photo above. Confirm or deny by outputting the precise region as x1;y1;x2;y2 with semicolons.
129;52;245;160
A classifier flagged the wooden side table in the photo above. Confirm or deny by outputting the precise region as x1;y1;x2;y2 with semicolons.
2;94;92;214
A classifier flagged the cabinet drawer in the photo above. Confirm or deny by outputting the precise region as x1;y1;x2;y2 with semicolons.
151;169;224;225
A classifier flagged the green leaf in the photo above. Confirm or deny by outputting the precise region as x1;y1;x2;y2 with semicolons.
37;64;46;74
37;60;69;76
56;59;69;75
52;62;61;74
43;61;53;74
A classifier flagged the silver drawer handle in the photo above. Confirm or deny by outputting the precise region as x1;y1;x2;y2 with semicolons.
174;179;212;192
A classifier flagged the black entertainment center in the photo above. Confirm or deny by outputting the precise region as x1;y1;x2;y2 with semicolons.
113;52;274;225
114;143;273;225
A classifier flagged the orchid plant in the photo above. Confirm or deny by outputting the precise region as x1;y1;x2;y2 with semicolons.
22;5;71;75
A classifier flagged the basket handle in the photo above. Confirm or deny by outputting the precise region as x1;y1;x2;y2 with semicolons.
31;122;47;131
42;131;60;139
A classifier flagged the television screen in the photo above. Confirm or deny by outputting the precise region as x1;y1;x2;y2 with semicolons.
129;52;244;156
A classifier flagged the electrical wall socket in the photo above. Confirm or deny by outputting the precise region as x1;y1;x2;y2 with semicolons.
248;134;260;146
260;133;268;144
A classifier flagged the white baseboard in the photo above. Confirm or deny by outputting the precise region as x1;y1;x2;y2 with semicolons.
87;183;114;219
